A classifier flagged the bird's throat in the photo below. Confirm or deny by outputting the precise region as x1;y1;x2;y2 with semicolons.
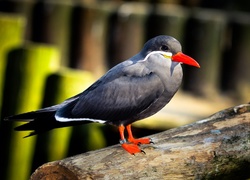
170;62;180;76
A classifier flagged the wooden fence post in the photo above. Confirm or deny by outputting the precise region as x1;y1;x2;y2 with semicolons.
31;1;73;66
221;12;250;101
0;43;59;180
0;0;35;39
69;3;114;77
0;13;25;118
183;9;226;97
108;2;151;67
32;69;97;170
146;4;190;44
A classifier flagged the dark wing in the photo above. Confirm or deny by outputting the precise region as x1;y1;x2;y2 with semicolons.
56;61;165;125
5;95;80;122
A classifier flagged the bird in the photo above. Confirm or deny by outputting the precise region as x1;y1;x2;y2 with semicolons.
5;35;200;155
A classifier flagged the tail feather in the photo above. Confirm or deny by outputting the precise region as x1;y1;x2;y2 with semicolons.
5;110;55;122
14;118;86;137
5;108;88;137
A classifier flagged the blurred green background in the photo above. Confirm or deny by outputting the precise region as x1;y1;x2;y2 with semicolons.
0;0;250;179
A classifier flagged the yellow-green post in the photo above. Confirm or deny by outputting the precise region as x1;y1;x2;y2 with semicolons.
0;13;25;118
33;68;96;167
1;43;59;180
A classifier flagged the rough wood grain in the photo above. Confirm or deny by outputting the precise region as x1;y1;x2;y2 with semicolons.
30;103;250;180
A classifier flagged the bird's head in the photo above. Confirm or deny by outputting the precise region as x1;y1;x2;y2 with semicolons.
142;35;200;68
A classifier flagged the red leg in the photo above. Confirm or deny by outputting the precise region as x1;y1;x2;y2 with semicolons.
126;124;152;145
118;125;142;155
118;125;125;141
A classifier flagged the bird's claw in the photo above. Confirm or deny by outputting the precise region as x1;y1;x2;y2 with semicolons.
128;137;152;145
121;142;145;155
138;138;154;145
141;149;146;154
120;138;151;154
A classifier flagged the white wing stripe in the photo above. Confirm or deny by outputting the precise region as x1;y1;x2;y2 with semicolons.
55;115;106;124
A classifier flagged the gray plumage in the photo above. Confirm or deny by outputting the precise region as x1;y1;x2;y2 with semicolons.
5;35;186;136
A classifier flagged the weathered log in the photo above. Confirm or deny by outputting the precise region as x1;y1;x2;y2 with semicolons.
31;103;250;180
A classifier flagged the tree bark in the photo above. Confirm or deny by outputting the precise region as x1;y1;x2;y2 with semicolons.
31;103;250;180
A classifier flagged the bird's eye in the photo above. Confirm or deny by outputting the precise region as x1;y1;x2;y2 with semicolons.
161;45;169;51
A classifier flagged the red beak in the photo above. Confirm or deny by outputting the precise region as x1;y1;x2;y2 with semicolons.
172;52;200;68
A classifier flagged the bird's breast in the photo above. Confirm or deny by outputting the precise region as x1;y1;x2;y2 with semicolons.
121;64;183;125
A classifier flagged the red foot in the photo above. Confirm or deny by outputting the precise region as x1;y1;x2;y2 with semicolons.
128;137;152;145
121;143;145;155
119;125;153;155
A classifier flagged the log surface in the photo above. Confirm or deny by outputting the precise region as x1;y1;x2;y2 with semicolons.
31;103;250;180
